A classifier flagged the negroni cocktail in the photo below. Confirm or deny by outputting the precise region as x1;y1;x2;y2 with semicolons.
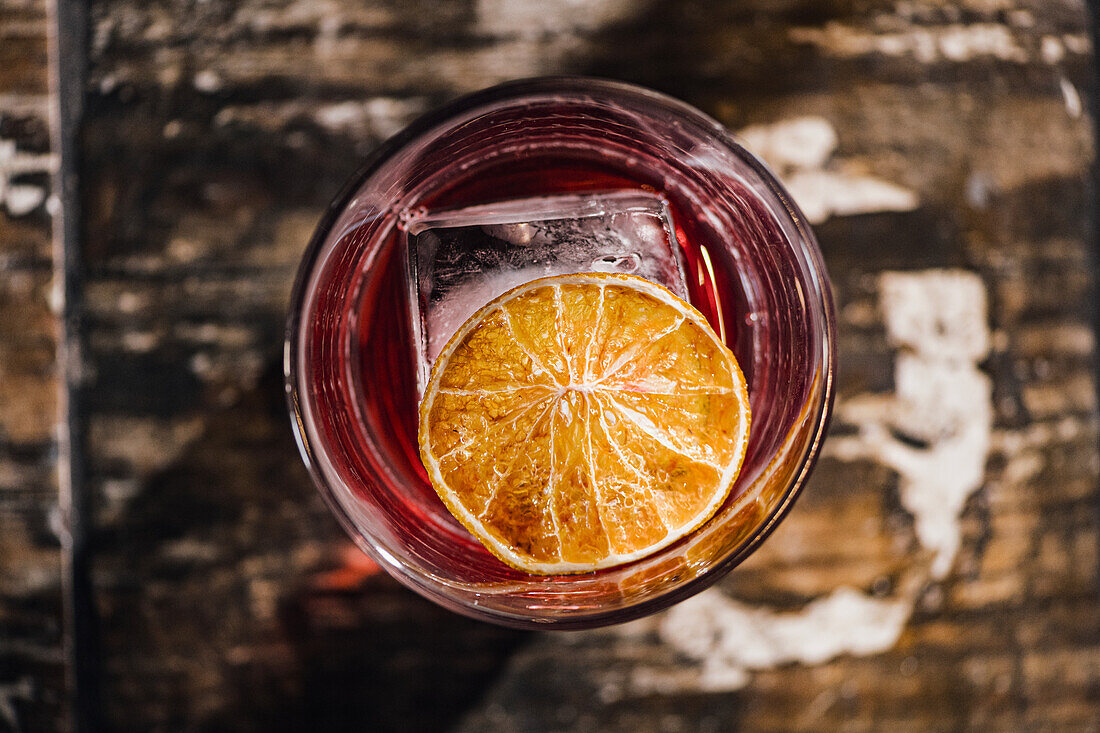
286;78;835;628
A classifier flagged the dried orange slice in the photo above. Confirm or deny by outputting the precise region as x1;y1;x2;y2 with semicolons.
418;273;750;574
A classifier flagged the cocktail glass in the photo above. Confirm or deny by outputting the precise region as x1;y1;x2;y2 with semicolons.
285;78;836;629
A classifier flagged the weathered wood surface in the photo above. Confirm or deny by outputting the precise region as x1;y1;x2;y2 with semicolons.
1;0;1097;730
0;0;68;730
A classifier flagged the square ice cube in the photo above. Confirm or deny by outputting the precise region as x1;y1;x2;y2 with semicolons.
404;190;689;395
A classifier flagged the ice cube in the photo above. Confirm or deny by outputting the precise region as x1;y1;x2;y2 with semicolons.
404;190;689;395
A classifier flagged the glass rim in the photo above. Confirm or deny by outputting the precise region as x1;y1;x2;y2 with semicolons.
285;76;837;629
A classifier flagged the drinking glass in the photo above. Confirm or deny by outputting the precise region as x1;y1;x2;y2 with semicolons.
285;77;836;629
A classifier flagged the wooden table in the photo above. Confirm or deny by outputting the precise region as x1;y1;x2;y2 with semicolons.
2;0;1098;730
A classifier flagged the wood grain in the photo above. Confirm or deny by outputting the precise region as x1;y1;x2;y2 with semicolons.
1;0;1095;730
0;0;67;730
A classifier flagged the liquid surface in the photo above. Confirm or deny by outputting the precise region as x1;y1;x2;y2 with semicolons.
339;155;763;563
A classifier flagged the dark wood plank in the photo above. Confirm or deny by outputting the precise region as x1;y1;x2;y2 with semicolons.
0;0;69;730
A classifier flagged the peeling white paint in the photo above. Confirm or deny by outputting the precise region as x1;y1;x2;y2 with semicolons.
785;170;919;224
91;415;205;478
162;119;183;139
736;117;919;224
1040;35;1065;65
192;69;223;93
0;93;49;116
476;0;639;37
616;588;913;697
120;330;161;353
1059;77;1082;120
881;270;990;361
313;98;428;140
214;97;427;142
0;138;57;218
965;171;993;209
1062;33;1090;55
795;20;1091;65
987;414;1087;499
790;22;1029;63
992;415;1085;455
462;0;647;89
829;270;992;578
738;117;838;171
653;588;912;692
2;183;45;216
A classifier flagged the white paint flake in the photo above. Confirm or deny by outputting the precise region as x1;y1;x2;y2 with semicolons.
785;170;919;225
0;94;49;117
790;22;1028;63
0;138;57;218
1040;35;1065;65
192;69;223;93
829;270;992;578
653;588;912;692
736;117;918;224
476;0;638;37
738;117;838;171
313;98;428;140
1062;33;1090;55
2;184;45;216
1059;77;1083;120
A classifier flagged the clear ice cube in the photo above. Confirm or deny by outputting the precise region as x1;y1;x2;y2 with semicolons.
404;190;689;395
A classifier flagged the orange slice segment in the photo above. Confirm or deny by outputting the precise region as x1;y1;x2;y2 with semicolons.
418;273;751;574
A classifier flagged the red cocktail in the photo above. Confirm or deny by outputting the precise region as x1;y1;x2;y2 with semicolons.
286;78;835;628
